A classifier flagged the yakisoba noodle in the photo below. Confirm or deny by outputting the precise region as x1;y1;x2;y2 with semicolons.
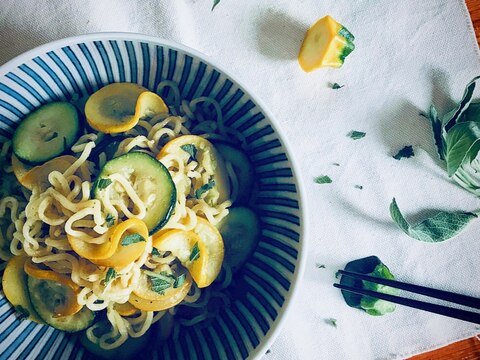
0;81;244;350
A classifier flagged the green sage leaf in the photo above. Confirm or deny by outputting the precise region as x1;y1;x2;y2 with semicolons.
389;198;477;242
314;175;332;184
445;121;480;176
121;233;146;246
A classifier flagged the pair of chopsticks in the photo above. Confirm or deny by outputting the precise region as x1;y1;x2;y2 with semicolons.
334;270;480;324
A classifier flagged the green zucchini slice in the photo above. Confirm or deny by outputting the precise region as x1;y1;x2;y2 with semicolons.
27;276;94;332
12;102;80;164
93;152;176;234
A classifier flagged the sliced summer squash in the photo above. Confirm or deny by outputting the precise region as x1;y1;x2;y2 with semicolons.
217;207;260;273
298;15;355;72
2;256;43;323
129;267;192;311
27;276;94;332
157;135;231;203
93;152;176;234
12;102;80;164
153;218;224;288
67;218;149;269
85;83;168;133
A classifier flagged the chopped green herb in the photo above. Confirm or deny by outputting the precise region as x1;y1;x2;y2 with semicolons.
354;185;363;190
315;263;326;269
189;242;201;262
348;131;366;140
14;305;30;320
121;233;146;246
332;162;340;166
97;178;113;190
150;277;172;294
105;213;115;227
195;180;216;199
393;145;414;160
104;268;116;285
151;248;161;257
390;198;477;242
212;0;220;10
145;270;173;281
324;318;337;327
331;83;344;89
265;349;271;355
180;144;197;161
314;175;332;184
173;273;186;288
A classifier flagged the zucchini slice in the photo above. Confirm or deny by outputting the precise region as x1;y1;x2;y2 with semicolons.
218;207;260;273
12;102;80;165
93;152;176;234
27;276;94;332
214;142;254;205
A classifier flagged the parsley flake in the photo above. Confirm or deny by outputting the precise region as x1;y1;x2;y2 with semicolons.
314;175;332;184
151;248;161;257
324;318;337;327
348;131;366;140
331;83;344;89
105;213;115;227
316;263;326;269
150;277;172;294
332;162;340;167
180;144;197;161
189;242;201;262
104;268;116;285
212;0;220;11
14;305;30;320
121;233;146;246
393;145;414;160
97;178;112;190
195;180;216;199
354;185;363;190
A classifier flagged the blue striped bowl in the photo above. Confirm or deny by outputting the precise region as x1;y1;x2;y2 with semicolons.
0;33;306;360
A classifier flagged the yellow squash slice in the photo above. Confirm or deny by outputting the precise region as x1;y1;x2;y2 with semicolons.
85;83;168;133
24;260;82;317
157;135;230;203
2;256;44;323
67;218;149;269
129;267;192;311
152;217;224;288
15;154;90;191
298;15;355;72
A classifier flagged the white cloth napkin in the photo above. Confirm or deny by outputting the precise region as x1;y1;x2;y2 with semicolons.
1;0;479;359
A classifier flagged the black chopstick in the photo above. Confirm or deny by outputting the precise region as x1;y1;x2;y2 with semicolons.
333;283;480;324
337;270;480;309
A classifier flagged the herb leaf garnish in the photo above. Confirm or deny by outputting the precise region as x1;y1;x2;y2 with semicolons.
104;268;116;285
97;178;113;190
121;233;146;246
348;131;366;140
324;318;337;327
151;248;161;257
173;273;186;288
389;198;477;242
189;242;200;262
354;185;363;190
393;145;414;160
212;0;220;11
331;83;344;89
105;213;115;227
150;277;172;294
180;144;197;162
195;180;215;199
314;175;332;184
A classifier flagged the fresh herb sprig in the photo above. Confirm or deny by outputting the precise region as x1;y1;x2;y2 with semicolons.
121;233;146;246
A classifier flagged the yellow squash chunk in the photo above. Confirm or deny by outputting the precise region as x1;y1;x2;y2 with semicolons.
11;154;33;187
129;267;192;311
24;260;82;317
18;154;90;191
153;218;224;288
85;83;168;133
67;218;148;269
157;135;230;203
2;256;44;323
298;15;355;72
113;302;140;317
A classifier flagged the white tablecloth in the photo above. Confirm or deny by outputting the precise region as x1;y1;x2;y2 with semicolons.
1;1;479;359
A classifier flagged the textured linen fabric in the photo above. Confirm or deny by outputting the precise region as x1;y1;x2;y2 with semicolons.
1;1;480;359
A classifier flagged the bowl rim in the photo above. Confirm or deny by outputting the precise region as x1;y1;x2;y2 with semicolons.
0;32;308;360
